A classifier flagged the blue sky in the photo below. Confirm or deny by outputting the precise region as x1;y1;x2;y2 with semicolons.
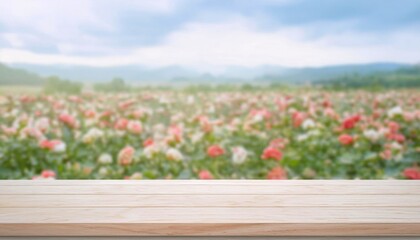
0;0;419;71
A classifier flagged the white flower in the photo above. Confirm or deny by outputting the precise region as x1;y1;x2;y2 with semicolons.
98;167;109;177
191;132;204;144
208;105;215;114
82;128;104;144
143;145;160;159
297;134;309;142
390;142;403;150
387;106;403;118
84;119;96;127
363;129;381;142
252;114;264;123
232;146;247;164
302;119;316;129
98;153;113;164
187;95;195;105
53;141;66;153
35;117;50;132
166;148;183;161
308;129;320;136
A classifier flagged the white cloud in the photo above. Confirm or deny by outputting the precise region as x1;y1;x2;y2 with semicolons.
1;18;419;70
0;0;177;54
1;33;26;48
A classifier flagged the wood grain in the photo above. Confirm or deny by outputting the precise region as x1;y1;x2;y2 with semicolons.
0;180;419;236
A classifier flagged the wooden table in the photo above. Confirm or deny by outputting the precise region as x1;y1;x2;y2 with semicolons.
0;180;419;237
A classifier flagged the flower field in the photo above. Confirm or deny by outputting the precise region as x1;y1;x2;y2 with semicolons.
0;89;419;180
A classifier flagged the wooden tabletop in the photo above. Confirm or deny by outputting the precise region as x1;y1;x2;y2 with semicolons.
0;180;419;236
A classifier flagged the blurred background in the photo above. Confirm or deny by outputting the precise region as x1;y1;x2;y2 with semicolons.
0;0;419;180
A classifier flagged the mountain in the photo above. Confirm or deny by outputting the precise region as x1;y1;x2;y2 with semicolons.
9;64;200;84
0;63;45;85
6;62;411;84
317;64;420;88
254;63;408;83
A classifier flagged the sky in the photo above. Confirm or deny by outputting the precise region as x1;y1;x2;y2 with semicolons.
0;0;419;71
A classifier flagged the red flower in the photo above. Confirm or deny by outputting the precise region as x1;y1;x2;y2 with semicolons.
199;170;213;180
41;170;56;178
338;134;354;145
267;167;287;179
207;145;225;158
261;147;283;161
342;115;361;129
403;167;420;180
143;138;154;147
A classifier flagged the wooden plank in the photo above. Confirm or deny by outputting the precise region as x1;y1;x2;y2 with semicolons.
0;180;419;236
1;238;418;240
1;223;420;236
1;207;419;224
1;194;419;207
2;183;419;195
1;180;419;186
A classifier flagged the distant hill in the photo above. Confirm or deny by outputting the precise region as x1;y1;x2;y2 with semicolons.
0;63;44;85
316;65;420;89
255;63;408;83
9;62;409;84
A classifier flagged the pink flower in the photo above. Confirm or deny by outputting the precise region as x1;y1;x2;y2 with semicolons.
118;100;135;110
168;125;183;142
58;113;76;128
338;134;354;145
39;139;66;152
403;167;420;180
100;110;113;120
261;147;283;161
380;149;393;160
199;170;213;180
267;167;287;179
249;109;271;120
292;112;305;128
131;110;145;119
269;138;287;150
388;121;400;133
114;118;129;130
127;121;143;134
207;145;225;158
84;109;96;118
1;126;17;136
118;146;135;166
387;133;405;143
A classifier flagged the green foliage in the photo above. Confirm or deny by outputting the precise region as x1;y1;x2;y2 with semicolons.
94;78;130;92
318;65;420;90
43;76;82;94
